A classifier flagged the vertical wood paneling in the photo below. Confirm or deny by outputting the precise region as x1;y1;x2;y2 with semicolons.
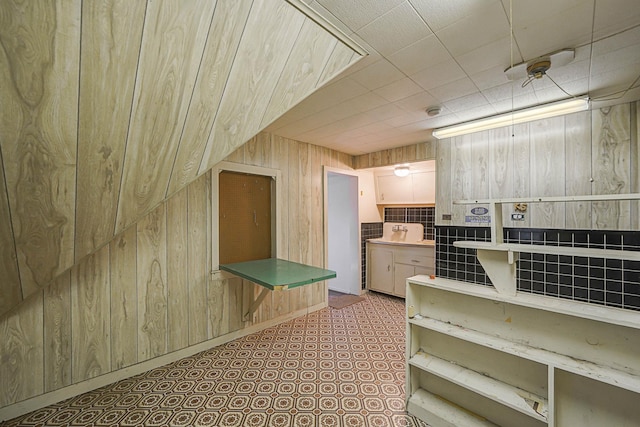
310;145;326;306
0;293;43;407
450;135;473;224
317;46;359;87
228;277;244;333
75;0;146;257
188;174;210;345
529;117;566;229
565;111;593;229
167;0;252;195
199;1;306;173
245;133;272;167
44;271;71;392
166;187;189;352
288;141;303;310
592;104;631;229
261;19;338;128
435;139;452;226
0;0;80;295
110;226;138;370
488;128;513;227
511;123;531;228
208;278;229;339
0;160;21;315
298;142;313;309
137;204;168;361
632;102;640;229
72;245;110;383
116;0;217;233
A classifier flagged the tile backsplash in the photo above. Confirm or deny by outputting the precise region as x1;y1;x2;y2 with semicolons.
384;207;435;240
436;226;640;311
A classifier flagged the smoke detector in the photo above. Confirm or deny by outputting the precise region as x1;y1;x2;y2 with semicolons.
426;106;441;117
505;48;575;81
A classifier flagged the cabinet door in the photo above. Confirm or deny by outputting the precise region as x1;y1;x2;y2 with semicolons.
369;247;394;294
411;171;435;203
394;264;415;297
376;174;412;204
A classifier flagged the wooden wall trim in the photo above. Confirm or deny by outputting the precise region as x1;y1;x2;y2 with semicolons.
0;302;326;423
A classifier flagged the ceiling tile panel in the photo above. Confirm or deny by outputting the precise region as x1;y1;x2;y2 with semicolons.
443;92;490;113
389;35;451;75
349;59;406;90
410;0;502;32
457;36;521;75
393;91;440;114
428;77;478;102
470;65;511;91
315;0;405;31
410;59;466;90
592;0;640;40
374;77;424;102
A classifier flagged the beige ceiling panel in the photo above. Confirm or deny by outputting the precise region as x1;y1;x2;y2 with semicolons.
394;91;440;114
457;36;520;75
411;59;466;91
356;2;432;56
316;0;404;31
374;77;424;102
349;59;406;91
434;1;511;56
592;24;640;57
593;0;640;40
482;80;536;102
429;77;478;102
389;35;451;76
470;65;511;91
411;0;502;32
443;92;490;114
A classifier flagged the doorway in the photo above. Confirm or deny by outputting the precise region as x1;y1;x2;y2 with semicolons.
325;169;360;295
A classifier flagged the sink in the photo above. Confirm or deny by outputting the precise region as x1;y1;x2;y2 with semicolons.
368;223;434;247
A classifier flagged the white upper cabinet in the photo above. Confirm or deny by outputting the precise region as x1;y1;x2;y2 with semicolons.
375;170;435;204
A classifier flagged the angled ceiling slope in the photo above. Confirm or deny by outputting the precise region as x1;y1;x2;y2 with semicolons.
0;0;364;319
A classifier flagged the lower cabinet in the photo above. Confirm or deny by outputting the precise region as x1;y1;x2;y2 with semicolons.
406;276;640;427
367;242;434;298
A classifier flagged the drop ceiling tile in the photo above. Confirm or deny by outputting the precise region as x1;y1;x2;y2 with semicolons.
482;81;536;102
384;108;443;127
434;1;511;57
374;77;424;102
315;0;405;31
443;92;490;113
457;36;521;75
590;43;640;76
303;77;370;112
363;102;410;121
410;0;502;32
349;59;406;90
410;59;466;91
453;104;499;122
593;0;640;40
389;35;452;75
429;77;478;102
470;65;510;91
393;91;440;114
592;25;640;57
490;94;543;113
356;2;433;57
511;2;594;60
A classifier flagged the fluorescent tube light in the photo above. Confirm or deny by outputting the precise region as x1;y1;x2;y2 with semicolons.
432;97;590;139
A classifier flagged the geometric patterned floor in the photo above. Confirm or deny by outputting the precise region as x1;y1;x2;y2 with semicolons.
4;291;429;427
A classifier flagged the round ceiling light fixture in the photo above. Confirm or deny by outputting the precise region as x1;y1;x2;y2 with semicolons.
394;165;410;177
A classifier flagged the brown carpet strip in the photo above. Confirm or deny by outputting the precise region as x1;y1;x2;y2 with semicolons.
4;291;428;427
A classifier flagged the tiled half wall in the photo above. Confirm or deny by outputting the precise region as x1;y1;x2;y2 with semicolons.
436;226;640;311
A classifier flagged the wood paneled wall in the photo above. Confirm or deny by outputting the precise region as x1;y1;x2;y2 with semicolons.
0;132;353;418
436;101;639;230
0;0;363;318
353;141;436;169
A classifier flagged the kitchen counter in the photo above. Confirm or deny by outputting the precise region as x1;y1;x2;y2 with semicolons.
367;238;435;247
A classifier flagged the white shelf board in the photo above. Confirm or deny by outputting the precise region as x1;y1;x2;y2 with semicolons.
453;193;640;204
453;241;640;262
407;388;498;427
409;352;547;422
408;312;640;394
408;276;640;332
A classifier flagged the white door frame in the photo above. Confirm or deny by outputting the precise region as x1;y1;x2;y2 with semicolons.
324;166;361;295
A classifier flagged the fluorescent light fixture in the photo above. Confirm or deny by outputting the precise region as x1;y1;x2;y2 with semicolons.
394;165;410;177
432;97;590;139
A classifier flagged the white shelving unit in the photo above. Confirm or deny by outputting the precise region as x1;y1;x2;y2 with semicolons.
405;276;640;427
452;193;640;296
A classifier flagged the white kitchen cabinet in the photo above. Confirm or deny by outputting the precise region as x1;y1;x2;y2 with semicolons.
375;171;435;204
367;242;434;298
405;276;640;427
368;245;394;295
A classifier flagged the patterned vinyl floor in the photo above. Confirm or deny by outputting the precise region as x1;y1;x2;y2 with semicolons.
4;291;429;427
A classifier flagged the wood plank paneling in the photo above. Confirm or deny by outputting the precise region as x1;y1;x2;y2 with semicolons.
71;245;110;383
435;139;452;226
0;156;21;315
0;292;43;407
208;278;229;339
44;271;71;393
511;123;531;228
116;0;217;233
565;111;593;229
529;117;566;229
450;135;473;224
166;187;189;352
110;226;138;370
75;0;146;257
311;145;326;306
167;0;252;195
317;46;359;88
199;1;306;173
188;173;210;345
261;19;338;128
592;104;631;229
137;204;168;361
0;0;80;295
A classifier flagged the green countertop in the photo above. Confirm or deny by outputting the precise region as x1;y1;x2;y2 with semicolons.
219;258;336;291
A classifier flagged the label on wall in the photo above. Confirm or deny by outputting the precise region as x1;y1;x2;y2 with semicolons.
465;206;491;224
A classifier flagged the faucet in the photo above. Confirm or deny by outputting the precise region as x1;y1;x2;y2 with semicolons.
392;225;408;232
